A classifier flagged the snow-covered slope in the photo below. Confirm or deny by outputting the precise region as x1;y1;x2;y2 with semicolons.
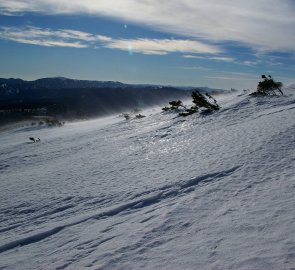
0;88;294;269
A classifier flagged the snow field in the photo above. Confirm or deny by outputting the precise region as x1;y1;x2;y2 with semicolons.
0;88;295;269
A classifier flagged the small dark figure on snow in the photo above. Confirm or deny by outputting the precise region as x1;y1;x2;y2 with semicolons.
29;137;40;143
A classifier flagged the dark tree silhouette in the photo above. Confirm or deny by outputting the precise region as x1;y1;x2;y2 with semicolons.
253;75;284;96
162;100;186;111
163;90;220;117
191;91;220;111
135;114;146;119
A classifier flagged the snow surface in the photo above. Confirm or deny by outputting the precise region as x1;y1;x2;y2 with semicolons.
0;88;295;269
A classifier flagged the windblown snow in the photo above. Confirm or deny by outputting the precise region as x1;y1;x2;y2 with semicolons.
0;88;295;269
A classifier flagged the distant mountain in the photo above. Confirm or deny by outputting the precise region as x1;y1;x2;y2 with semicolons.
0;77;228;125
0;77;128;91
0;77;228;92
0;77;186;124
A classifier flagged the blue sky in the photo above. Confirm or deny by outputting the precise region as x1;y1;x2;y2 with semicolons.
0;0;295;89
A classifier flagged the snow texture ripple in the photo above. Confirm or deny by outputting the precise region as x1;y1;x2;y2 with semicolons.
0;88;295;269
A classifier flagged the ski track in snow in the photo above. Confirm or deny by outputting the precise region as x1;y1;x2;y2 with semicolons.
0;89;295;269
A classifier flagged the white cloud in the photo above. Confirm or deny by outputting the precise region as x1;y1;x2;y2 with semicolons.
172;66;211;71
183;55;206;60
0;1;31;13
106;38;221;55
183;54;235;63
209;57;235;63
0;26;221;55
1;0;295;53
242;60;261;66
0;26;89;48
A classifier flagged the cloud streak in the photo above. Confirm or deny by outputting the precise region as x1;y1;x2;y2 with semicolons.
0;26;90;48
183;55;235;63
106;38;221;55
0;26;222;55
1;0;295;53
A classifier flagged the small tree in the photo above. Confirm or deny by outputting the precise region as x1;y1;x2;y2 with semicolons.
135;114;146;119
163;90;220;117
192;91;220;111
178;106;198;117
122;113;130;120
255;75;283;96
162;100;186;111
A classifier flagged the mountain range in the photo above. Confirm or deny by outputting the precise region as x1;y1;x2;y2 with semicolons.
0;77;227;124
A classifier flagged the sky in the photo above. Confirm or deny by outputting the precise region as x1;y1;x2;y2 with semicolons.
0;0;295;89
